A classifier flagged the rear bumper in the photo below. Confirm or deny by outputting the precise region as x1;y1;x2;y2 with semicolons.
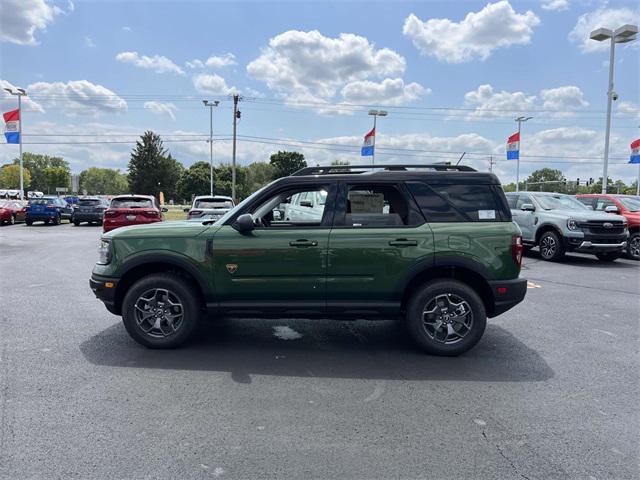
488;277;527;318
26;212;57;220
90;273;120;315
73;212;103;222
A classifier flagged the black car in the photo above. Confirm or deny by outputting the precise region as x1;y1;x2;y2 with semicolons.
72;197;110;226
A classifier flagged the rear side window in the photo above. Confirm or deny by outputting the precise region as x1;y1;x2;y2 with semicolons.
407;182;509;222
110;198;153;208
340;183;421;227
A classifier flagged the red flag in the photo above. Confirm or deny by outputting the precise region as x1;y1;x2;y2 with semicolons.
507;132;520;143
3;109;19;123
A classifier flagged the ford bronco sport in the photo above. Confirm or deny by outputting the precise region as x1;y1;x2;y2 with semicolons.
90;164;527;356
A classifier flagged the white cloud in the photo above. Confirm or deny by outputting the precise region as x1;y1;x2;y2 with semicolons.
464;84;537;118
186;53;237;70
0;0;62;45
26;80;127;115
340;78;429;105
1;79;45;113
84;36;95;48
115;51;185;75
247;30;420;109
617;100;640;119
541;0;569;12
403;1;540;63
540;86;589;115
192;74;237;95
144;101;177;120
569;6;640;53
122;26;131;32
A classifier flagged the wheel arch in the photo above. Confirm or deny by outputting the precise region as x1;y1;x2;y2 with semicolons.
535;223;563;244
398;260;495;318
113;255;208;315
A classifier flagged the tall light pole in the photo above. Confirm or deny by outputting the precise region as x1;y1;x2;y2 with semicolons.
367;110;387;164
590;24;638;194
202;100;219;196
231;94;243;203
515;116;532;192
3;87;26;200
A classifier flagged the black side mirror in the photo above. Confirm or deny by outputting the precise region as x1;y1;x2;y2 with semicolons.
183;207;190;213
300;200;313;207
234;213;255;234
161;207;168;213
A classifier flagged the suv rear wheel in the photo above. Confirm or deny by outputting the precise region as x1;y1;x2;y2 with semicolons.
406;280;487;356
122;273;201;348
539;231;565;261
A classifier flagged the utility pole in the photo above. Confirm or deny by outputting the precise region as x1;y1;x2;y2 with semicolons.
488;155;496;173
3;87;27;200
231;94;243;203
514;116;532;192
202;100;219;196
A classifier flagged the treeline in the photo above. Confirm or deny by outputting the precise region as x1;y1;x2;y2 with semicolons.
502;168;638;195
0;131;308;202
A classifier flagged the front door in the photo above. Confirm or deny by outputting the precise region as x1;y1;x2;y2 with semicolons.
211;183;336;313
512;194;536;241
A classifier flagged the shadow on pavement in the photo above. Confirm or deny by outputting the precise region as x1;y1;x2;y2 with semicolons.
523;248;637;268
80;318;553;383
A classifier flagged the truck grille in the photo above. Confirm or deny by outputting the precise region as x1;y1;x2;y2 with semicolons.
578;220;625;235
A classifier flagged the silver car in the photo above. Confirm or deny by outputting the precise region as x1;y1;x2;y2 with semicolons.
506;192;628;262
186;195;235;222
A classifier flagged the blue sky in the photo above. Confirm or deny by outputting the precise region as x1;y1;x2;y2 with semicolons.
1;0;639;184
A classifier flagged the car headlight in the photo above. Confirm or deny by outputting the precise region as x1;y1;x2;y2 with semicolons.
567;219;579;231
97;238;112;265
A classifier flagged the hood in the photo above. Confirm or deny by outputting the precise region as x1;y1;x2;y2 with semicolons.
542;208;627;223
104;220;212;238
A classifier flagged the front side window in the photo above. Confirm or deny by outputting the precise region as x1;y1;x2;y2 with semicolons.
516;195;533;209
251;186;330;228
341;184;412;227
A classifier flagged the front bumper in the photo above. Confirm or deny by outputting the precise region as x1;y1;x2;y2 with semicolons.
564;232;628;253
488;277;527;318
90;273;119;315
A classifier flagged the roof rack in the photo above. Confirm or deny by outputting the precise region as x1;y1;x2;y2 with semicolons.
292;163;477;176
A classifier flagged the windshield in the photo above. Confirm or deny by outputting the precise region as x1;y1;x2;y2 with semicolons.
194;199;233;209
618;197;640;212
210;183;272;225
110;198;153;209
78;199;101;206
534;194;588;211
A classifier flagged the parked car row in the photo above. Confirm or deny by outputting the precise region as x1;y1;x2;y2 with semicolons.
506;192;639;261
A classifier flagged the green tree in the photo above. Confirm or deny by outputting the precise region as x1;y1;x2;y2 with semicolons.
244;162;275;194
269;151;306;179
524;168;566;192
213;164;249;199
79;167;129;195
12;153;69;192
0;164;31;190
176;161;212;202
127;131;184;200
42;166;70;193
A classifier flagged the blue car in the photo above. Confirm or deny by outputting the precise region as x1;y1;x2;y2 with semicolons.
25;197;74;225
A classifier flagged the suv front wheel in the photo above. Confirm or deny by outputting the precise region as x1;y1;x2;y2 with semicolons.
122;273;201;348
539;231;565;261
406;280;487;356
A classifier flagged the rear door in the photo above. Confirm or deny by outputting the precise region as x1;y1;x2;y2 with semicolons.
325;181;433;314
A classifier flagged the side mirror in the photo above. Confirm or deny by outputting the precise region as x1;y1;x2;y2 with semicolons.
161;207;168;213
521;203;535;212
300;200;313;208
604;205;619;214
234;213;254;234
183;207;190;213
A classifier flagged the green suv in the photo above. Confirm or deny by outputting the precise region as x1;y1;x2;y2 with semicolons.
90;164;527;356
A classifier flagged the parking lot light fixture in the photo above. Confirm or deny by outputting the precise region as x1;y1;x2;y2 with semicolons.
203;100;220;196
590;24;638;194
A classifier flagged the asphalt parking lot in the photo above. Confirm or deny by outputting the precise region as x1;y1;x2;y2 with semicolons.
0;223;638;480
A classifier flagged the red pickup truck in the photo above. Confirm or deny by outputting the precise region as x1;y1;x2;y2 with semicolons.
576;194;640;260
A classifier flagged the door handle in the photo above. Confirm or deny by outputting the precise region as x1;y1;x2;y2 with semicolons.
289;239;318;247
389;239;418;247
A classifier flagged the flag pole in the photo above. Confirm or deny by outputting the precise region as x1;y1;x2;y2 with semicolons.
18;93;23;201
516;119;521;192
372;114;376;165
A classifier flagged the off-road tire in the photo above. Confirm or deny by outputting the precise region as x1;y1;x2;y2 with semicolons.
538;231;565;262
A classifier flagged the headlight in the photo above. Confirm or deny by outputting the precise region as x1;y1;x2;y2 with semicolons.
567;219;579;231
97;238;112;265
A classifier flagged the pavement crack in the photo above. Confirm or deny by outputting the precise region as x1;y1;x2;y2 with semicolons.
482;430;531;480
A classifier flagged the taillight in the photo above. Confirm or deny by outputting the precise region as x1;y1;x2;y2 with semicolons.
104;210;117;217
512;234;523;267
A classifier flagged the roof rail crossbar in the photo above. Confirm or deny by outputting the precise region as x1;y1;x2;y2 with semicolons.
292;164;477;176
